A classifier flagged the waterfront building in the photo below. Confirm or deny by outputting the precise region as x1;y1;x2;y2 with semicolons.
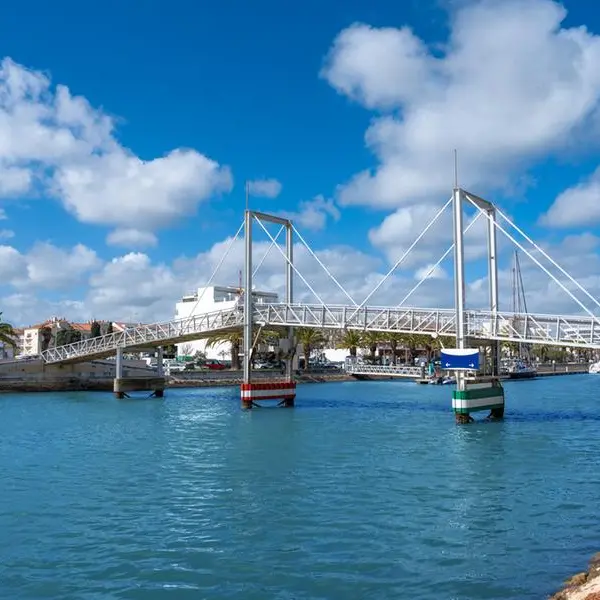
17;319;135;357
174;285;278;360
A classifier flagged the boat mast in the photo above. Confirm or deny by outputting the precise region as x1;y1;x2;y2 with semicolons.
512;250;530;360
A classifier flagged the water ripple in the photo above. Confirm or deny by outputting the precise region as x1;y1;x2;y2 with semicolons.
1;377;599;599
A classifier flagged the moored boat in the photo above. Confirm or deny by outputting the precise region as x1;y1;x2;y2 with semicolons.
507;359;537;379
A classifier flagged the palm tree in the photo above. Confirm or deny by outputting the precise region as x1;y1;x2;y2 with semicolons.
205;330;242;369
361;331;383;361
338;329;362;357
205;326;286;370
386;333;406;365
0;313;16;349
400;333;420;364
296;327;326;370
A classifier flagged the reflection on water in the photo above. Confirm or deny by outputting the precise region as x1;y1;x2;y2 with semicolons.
1;376;599;599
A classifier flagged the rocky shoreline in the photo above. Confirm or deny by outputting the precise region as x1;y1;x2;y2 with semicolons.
550;553;600;600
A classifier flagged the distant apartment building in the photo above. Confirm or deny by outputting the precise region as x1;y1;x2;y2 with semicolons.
16;319;130;357
174;285;278;360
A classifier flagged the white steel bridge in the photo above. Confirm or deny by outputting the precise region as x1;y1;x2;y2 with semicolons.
39;187;600;367
41;302;600;364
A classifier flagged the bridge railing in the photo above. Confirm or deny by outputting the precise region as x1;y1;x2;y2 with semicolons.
344;358;424;378
40;302;600;364
41;308;243;363
258;303;600;348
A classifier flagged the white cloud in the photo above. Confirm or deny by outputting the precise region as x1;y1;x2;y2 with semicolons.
368;202;490;268
22;243;101;289
87;253;179;318
0;228;13;239
0;208;6;219
415;263;448;280
278;195;341;231
541;167;600;227
0;245;26;280
0;241;100;291
322;0;600;208
106;228;157;248
248;178;282;198
2;225;600;328
0;57;233;231
54;149;232;230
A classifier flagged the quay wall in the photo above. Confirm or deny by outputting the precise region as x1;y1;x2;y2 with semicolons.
0;360;591;393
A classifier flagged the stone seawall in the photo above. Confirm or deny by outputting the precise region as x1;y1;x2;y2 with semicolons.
0;371;353;393
0;378;115;393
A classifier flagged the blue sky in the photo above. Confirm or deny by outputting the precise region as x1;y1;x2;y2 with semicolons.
1;0;600;325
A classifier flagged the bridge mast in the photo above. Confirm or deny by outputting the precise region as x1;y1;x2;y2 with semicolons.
241;210;297;409
451;188;505;423
243;209;253;388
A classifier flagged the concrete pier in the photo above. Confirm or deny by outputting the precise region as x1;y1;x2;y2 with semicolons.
452;377;505;423
113;376;166;399
114;346;165;398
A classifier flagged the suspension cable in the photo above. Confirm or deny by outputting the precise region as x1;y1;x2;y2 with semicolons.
348;196;453;322
253;225;284;278
466;197;598;320
182;220;244;325
490;203;600;313
396;212;483;307
254;218;339;322
291;224;357;307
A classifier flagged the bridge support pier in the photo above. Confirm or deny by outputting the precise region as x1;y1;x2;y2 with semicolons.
113;346;166;399
114;376;166;399
452;377;505;423
155;346;164;398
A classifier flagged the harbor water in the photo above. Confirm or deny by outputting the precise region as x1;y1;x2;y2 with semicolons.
1;376;599;599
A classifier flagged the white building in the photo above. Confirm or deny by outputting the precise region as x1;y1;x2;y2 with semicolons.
174;285;278;360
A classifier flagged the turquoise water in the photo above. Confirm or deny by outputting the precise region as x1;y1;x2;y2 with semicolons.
1;377;599;599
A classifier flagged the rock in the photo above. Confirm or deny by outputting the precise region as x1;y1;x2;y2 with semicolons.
565;573;588;587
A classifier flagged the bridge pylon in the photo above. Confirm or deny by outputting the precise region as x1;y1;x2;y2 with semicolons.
241;210;297;409
451;188;504;423
113;346;166;399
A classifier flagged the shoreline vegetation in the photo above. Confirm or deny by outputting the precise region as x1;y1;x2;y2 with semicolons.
550;552;600;600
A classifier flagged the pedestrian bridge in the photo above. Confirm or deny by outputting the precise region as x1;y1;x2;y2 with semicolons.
40;302;600;365
39;188;600;368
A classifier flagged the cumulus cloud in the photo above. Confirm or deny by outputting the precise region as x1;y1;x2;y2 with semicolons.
368;201;491;268
2;225;600;328
322;0;600;208
2;242;101;290
248;178;282;198
277;195;341;231
106;228;158;248
0;228;14;239
415;263;448;281
0;57;232;231
541;167;600;227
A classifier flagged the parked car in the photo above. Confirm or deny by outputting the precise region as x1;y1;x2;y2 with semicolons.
203;360;227;371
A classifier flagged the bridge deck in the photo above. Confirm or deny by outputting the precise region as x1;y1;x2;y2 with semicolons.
40;302;600;364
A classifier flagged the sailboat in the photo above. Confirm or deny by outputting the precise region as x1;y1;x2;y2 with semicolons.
507;250;537;379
